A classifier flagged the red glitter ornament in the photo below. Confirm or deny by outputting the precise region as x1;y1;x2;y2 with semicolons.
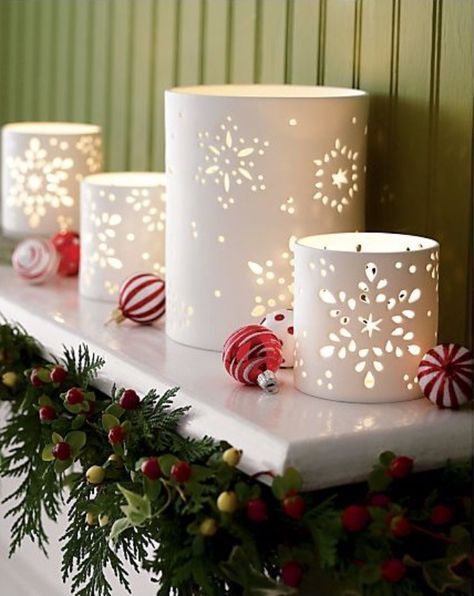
222;325;282;393
51;230;80;277
418;343;473;409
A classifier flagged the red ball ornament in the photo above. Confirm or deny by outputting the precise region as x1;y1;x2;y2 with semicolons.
109;273;166;325
12;238;59;284
418;343;473;409
388;456;413;479
222;325;282;393
51;230;80;277
341;505;370;532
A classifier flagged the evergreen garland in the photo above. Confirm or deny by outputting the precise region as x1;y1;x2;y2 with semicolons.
0;320;472;595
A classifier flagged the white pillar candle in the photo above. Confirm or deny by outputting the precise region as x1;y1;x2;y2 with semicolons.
79;172;166;302
294;232;439;403
165;85;369;351
2;122;102;237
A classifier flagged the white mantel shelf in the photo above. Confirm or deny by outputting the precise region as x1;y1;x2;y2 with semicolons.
0;265;471;491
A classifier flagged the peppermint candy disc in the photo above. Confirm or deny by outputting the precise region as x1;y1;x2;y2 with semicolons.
418;343;473;409
110;273;165;325
223;325;282;392
12;238;59;285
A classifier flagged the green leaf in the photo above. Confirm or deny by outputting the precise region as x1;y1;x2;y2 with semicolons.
102;413;119;431
422;558;465;592
378;451;396;467
38;395;53;407
158;454;179;476
41;443;55;461
71;414;86;430
143;476;162;501
105;403;123;418
109;517;132;542
65;430;87;452
118;485;151;519
120;505;148;526
54;458;72;474
65;402;83;415
368;467;392;492
272;467;303;500
52;432;63;444
447;525;472;559
359;563;381;585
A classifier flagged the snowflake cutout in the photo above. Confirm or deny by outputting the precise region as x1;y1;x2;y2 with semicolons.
76;135;103;173
196;116;268;209
6;137;74;228
247;236;296;318
313;138;359;213
168;292;194;330
125;188;166;234
319;261;422;389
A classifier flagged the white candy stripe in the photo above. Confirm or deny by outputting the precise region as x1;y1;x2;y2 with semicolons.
12;239;58;284
120;274;160;306
118;273;165;323
125;283;165;314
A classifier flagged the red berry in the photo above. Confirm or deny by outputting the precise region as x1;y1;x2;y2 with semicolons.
368;493;391;508
283;494;305;520
246;498;268;523
50;366;67;384
30;368;45;387
390;515;412;538
108;425;125;445
65;387;84;405
52;441;71;461
39;405;56;422
388;456;413;479
119;389;140;410
430;504;453;526
281;561;303;588
381;559;406;583
171;461;192;483
342;505;370;532
141;457;161;480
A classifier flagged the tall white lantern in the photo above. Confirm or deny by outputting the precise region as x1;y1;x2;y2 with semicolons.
79;172;166;302
293;233;439;403
165;85;369;351
1;122;102;237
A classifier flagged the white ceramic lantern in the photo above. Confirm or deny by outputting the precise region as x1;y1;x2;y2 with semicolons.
293;232;439;403
2;122;103;237
165;85;369;351
79;172;166;302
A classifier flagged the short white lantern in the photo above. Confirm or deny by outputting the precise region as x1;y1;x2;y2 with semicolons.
79;172;166;302
2;122;103;237
165;85;369;351
294;233;439;403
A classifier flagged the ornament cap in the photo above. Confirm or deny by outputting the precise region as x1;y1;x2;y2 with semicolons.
257;370;279;394
106;308;126;326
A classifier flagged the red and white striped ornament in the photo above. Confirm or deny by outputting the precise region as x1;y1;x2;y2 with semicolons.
418;343;473;409
110;273;166;325
222;324;283;393
12;238;59;285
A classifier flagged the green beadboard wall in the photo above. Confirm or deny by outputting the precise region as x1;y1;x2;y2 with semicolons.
0;0;472;344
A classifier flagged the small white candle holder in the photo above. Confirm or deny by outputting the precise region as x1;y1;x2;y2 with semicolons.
2;122;103;237
294;232;439;403
165;84;369;350
79;172;166;302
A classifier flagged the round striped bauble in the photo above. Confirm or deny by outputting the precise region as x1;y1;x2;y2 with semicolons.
12;238;59;285
111;273;166;325
222;325;282;392
418;343;473;409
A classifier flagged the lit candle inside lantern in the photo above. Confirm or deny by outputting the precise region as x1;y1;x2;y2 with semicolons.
293;232;439;403
2;122;103;237
79;172;166;302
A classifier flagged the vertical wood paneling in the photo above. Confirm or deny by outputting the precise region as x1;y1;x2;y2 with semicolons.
37;0;54;120
90;0;112;147
202;0;230;84
108;0;133;170
257;0;288;83
287;0;319;84
129;0;154;169
229;0;257;82
431;0;473;342
150;0;179;171
176;0;204;85
324;0;356;86
0;0;471;343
